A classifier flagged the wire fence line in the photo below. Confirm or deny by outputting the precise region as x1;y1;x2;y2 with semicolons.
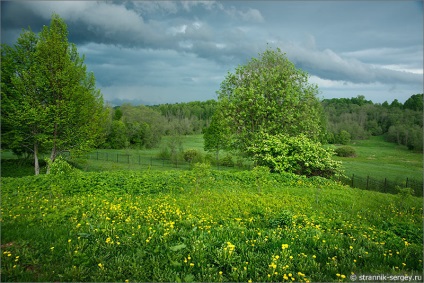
61;151;422;197
63;150;253;171
337;174;423;197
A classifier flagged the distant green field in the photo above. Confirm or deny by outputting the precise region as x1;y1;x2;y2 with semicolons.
333;136;423;182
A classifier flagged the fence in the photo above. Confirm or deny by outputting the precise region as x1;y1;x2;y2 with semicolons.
63;150;253;171
338;174;423;197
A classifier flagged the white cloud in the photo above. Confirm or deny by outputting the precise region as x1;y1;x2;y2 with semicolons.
168;24;187;36
225;6;265;23
239;8;264;23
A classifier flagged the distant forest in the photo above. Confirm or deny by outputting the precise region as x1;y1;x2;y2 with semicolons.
101;94;423;152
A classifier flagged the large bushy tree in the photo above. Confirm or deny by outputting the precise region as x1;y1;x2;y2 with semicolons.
208;47;326;153
1;14;106;174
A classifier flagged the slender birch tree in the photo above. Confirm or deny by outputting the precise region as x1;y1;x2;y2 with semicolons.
1;14;106;174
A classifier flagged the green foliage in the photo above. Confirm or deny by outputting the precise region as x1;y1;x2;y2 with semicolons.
323;95;423;151
45;155;78;175
203;106;231;153
335;146;356;157
215;47;325;153
337;130;351;145
107;120;129;149
220;153;235;167
248;132;342;178
403;94;423;111
268;210;293;228
1;169;422;282
1;14;106;174
151;100;217;135
183;149;203;164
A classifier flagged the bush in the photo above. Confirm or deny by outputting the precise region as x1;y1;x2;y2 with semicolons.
247;132;342;178
337;130;351;145
46;156;78;175
157;146;171;159
220;153;234;167
183;149;203;163
335;146;356;157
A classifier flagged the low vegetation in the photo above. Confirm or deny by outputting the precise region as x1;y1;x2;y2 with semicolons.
2;168;422;282
335;146;357;158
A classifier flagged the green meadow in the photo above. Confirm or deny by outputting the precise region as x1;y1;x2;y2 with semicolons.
1;168;422;282
333;136;423;182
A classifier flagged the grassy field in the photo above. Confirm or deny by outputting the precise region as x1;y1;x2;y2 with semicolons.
333;136;423;182
1;135;422;184
1;168;422;282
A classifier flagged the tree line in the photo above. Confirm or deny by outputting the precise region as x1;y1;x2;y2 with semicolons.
101;100;217;149
100;93;423;152
323;94;423;151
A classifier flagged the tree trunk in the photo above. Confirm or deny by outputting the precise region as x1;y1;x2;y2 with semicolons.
46;146;57;175
34;143;40;175
47;124;58;174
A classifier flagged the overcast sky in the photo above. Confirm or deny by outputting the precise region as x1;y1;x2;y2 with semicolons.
2;0;423;105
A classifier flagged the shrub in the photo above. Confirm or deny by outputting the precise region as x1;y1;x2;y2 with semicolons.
183;149;203;163
335;146;356;157
220;153;234;167
157;146;171;159
337;130;351;145
46;156;78;175
247;132;342;178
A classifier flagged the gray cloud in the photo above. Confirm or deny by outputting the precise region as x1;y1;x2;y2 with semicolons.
1;1;422;104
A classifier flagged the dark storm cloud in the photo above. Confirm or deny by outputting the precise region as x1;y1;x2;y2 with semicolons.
1;1;422;104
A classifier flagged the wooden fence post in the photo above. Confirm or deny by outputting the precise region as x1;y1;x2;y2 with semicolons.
384;178;387;193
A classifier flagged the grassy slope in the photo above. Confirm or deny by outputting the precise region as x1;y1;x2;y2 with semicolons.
1;169;422;282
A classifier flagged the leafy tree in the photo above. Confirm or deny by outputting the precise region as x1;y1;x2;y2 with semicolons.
390;99;403;109
337;130;351;145
203;105;231;157
214;47;325;153
108;120;129;149
1;14;106;174
403;94;423;111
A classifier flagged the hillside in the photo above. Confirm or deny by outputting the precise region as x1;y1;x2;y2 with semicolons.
1;169;422;282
